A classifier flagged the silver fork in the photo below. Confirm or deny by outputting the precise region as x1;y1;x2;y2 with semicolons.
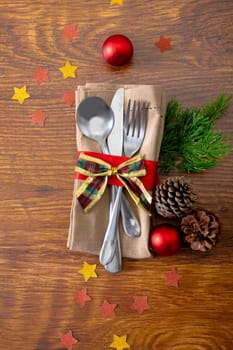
100;100;147;270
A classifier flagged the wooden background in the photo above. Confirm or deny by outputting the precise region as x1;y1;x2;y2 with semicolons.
0;0;232;349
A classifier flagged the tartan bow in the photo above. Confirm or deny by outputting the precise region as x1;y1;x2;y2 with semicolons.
75;153;152;214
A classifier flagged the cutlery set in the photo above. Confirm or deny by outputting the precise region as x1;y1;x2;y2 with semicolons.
77;88;147;273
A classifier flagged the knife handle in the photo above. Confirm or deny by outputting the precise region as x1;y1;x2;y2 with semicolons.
100;188;140;268
105;186;122;273
104;192;141;273
105;231;122;273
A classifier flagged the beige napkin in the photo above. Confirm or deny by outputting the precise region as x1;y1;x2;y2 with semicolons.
67;83;167;259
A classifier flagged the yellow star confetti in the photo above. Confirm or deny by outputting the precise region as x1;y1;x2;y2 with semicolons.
59;60;78;79
78;261;97;282
110;335;130;350
110;0;123;5
12;85;30;104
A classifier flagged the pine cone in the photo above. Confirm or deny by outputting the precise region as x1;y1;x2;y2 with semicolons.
154;176;197;218
181;209;220;251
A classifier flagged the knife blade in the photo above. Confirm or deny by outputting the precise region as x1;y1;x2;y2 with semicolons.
107;88;124;156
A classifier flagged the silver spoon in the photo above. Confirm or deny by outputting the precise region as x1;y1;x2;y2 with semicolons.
77;96;113;154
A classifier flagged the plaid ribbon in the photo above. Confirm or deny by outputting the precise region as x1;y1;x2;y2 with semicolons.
75;153;152;214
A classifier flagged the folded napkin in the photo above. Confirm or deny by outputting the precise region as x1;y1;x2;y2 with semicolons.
67;83;168;259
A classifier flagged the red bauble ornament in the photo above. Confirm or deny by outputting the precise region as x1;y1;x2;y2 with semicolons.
102;34;134;66
149;224;181;256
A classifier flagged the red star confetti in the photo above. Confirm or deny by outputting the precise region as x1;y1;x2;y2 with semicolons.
155;35;172;53
32;67;49;85
99;299;117;318
31;109;48;127
59;330;78;350
62;24;79;41
110;334;130;350
61;90;75;107
164;268;182;288
131;295;150;314
12;85;30;104
78;261;97;282
73;287;91;308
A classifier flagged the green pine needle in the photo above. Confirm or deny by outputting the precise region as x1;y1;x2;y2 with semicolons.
159;94;232;174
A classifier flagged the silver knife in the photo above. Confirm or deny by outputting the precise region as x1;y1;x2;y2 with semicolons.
108;90;140;239
105;88;124;273
100;88;140;272
104;88;140;273
100;88;124;272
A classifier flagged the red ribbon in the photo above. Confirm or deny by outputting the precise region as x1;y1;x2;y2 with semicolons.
75;151;159;190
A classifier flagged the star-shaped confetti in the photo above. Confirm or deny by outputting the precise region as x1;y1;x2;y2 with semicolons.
155;35;172;53
12;85;30;104
32;67;49;85
61;90;75;107
59;61;78;79
99;299;117;318
73;287;91;308
59;330;78;350
110;0;123;5
110;335;130;350
131;296;150;314
78;261;97;282
62;24;79;41
31;109;48;127
164;268;182;288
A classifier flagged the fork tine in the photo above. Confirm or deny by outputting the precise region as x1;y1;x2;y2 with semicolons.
128;100;136;136
134;101;141;137
124;99;131;134
138;102;147;140
123;99;147;157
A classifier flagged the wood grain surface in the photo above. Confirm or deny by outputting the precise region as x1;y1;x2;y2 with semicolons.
0;1;232;349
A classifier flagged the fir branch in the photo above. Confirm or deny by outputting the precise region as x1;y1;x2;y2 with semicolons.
159;94;232;174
